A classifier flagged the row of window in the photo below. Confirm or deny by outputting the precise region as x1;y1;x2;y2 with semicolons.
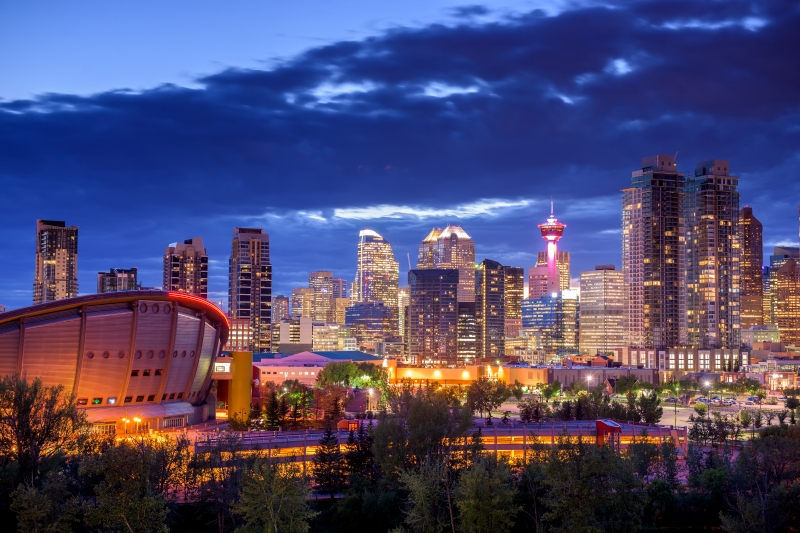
261;370;316;376
138;302;172;314
131;369;162;377
86;349;196;359
77;390;193;406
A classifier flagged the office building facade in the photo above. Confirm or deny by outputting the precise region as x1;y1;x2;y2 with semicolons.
407;269;459;364
34;220;79;304
622;155;684;349
476;259;505;359
776;259;800;346
291;287;314;318
765;247;800;326
738;207;764;328
271;295;290;324
579;265;625;355
521;291;579;357
457;302;478;361
97;268;138;293
504;266;524;337
353;230;399;334
417;226;476;303
309;271;334;323
164;237;208;299
228;228;272;351
345;301;393;351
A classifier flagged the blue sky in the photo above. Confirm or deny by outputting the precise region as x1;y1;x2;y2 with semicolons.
1;0;799;310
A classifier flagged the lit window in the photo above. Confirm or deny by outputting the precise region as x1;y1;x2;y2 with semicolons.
77;398;88;406
92;398;102;405
135;396;144;402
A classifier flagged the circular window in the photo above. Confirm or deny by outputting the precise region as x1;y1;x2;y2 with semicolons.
147;350;154;359
181;350;187;358
139;303;148;313
86;352;94;359
152;304;159;314
117;351;125;359
102;351;110;359
135;350;142;359
190;350;195;358
158;350;166;359
163;305;171;314
173;351;178;358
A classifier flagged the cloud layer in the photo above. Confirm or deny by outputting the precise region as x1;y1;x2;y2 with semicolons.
1;0;799;309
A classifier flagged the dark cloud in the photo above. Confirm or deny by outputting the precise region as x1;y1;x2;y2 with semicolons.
1;0;799;309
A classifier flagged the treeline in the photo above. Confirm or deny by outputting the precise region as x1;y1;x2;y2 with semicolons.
2;375;800;532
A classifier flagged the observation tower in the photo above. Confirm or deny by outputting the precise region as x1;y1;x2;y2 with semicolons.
538;201;566;294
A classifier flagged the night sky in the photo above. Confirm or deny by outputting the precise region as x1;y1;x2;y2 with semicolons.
1;0;798;311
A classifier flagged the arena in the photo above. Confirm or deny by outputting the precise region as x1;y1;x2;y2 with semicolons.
0;291;229;433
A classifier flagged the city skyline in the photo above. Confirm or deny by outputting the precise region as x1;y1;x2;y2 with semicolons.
1;1;799;311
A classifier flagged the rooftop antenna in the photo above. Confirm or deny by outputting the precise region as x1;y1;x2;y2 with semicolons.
550;197;554;216
407;252;412;270
674;150;679;160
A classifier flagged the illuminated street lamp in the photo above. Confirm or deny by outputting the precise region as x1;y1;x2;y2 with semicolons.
133;417;142;432
122;417;130;434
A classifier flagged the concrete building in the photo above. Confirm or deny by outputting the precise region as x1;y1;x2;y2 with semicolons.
476;259;505;359
291;287;314;318
741;325;781;348
504;266;524;338
623;155;684;349
417;225;476;303
252;351;383;387
684;160;740;348
620;347;749;376
527;264;550;301
407;269;458;364
164;237;208;299
397;287;409;342
228;228;272;351
331;278;348;299
34;220;78;304
97;268;138;293
228;318;252;351
457;302;478;361
312;323;341;352
776;259;800;346
738;206;764;328
0;291;227;432
353;230;399;335
766;247;800;326
309;271;334;322
271;295;290;323
334;297;351;325
579;265;625;355
274;317;313;354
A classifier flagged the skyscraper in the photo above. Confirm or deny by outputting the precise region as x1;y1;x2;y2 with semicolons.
527;265;550;300
738;206;764;328
536;251;571;291
353;229;399;334
309;271;334;322
97;268;138;293
776;259;800;346
579;265;625;355
503;266;524;337
407;269;459;364
476;259;505;359
334;297;351;325
345;301;393;350
271;295;290;323
164;237;208;299
331;278;348;299
34;220;78;304
538;204;567;295
622;155;684;349
417;225;476;303
521;291;579;357
291;288;314;318
457;302;478;361
684;160;740;348
397;286;410;340
766;247;800;326
228;228;272;351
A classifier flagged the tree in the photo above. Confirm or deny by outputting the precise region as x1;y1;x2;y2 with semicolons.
465;378;493;418
313;426;346;498
399;459;452;533
694;402;708;417
234;459;317;533
455;456;518;533
10;470;80;533
635;391;663;424
0;375;88;485
345;421;374;479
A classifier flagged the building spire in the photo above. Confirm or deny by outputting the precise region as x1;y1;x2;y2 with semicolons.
550;197;554;217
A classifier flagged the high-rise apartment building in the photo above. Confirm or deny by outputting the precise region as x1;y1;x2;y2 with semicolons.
228;228;272;351
407;269;459;364
34;220;78;304
457;302;478;361
521;291;579;357
331;278;348;299
776;259;800;346
504;266;524;337
579;265;625;355
291;288;315;318
271;295;290;323
309;271;334;322
684;160;740;348
528;265;550;300
476;259;505;359
417;225;476;303
353;229;399;334
622;155;684;349
164;237;208;299
334;297;351;325
738;206;763;328
345;301;393;350
535;251;571;291
766;247;800;326
397;287;410;340
97;268;138;293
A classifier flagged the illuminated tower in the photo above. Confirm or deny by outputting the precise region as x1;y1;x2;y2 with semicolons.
228;228;272;351
353;229;399;335
164;237;208;299
538;202;566;294
34;220;78;304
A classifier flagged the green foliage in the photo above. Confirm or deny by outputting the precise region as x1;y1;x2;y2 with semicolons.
313;426;346;497
465;377;510;418
634;390;663;424
316;361;388;390
455;457;518;533
10;470;80;533
694;402;708;416
233;459;317;533
0;375;88;485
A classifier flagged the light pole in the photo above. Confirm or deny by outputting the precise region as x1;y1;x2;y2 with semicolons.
133;417;142;433
122;417;130;434
674;385;678;427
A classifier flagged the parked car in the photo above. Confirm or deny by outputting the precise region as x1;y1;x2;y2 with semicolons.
747;396;760;402
778;396;787;402
664;397;678;403
745;401;755;406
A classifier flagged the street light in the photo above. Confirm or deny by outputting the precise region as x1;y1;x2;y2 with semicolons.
133;417;142;432
122;417;130;434
674;385;679;427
